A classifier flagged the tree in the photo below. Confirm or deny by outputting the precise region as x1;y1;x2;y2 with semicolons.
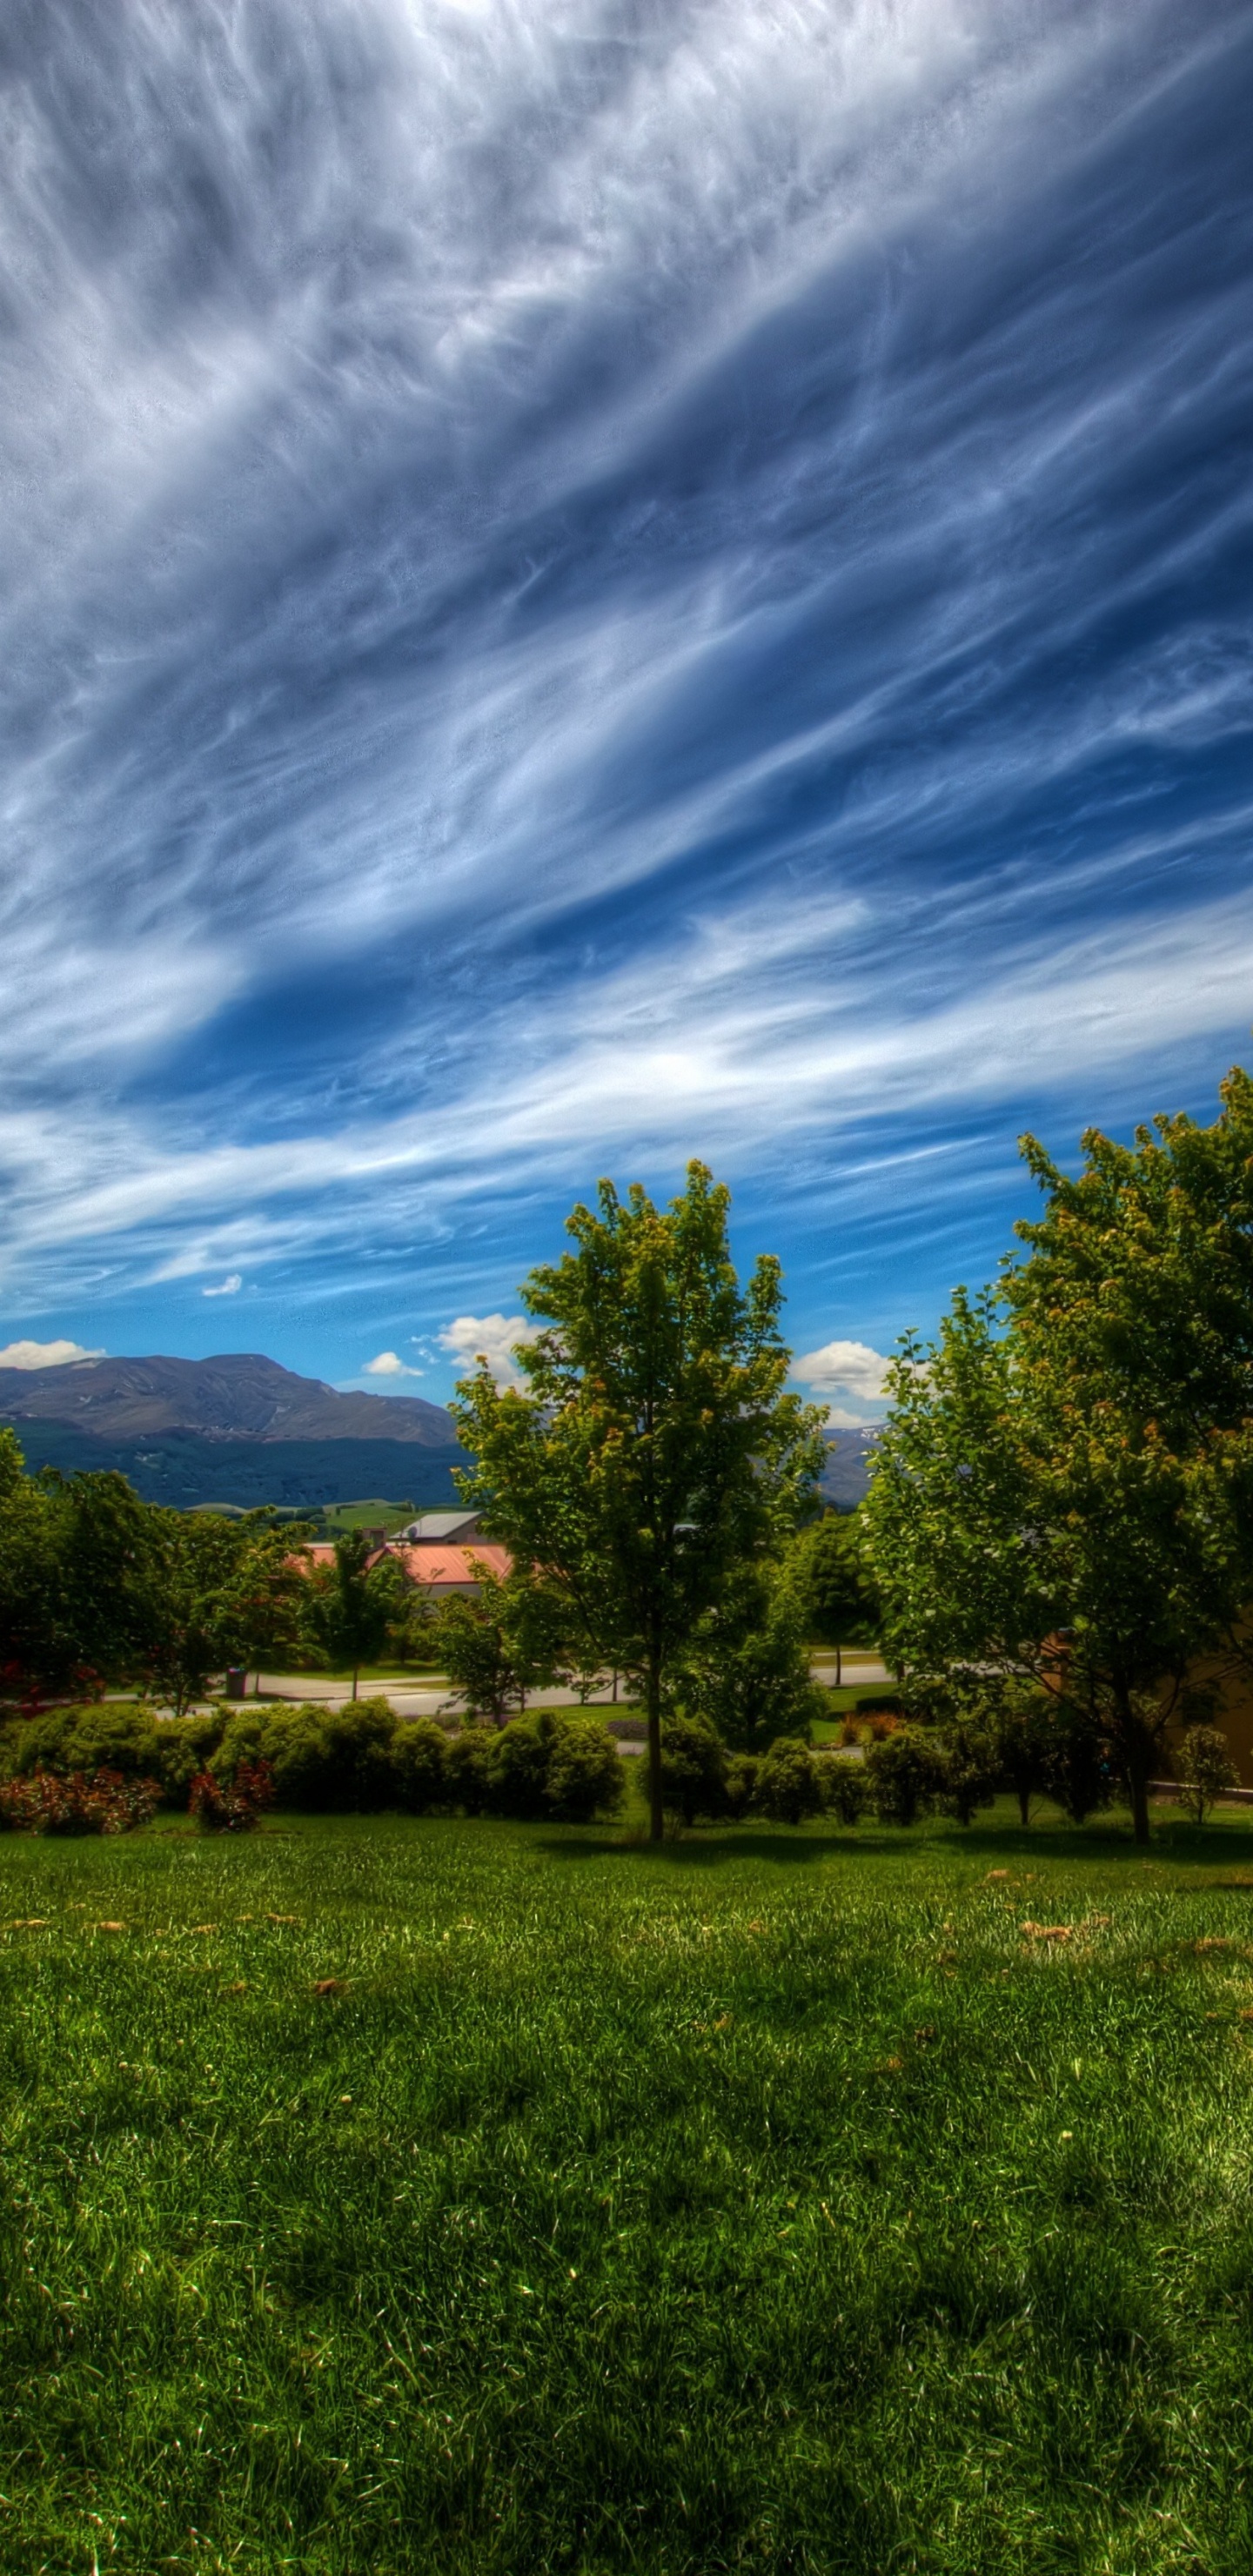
452;1163;826;1841
0;1435;157;1706
673;1551;828;1751
864;1167;1253;1844
218;1522;312;1694
1175;1724;1239;1825
302;1533;397;1699
795;1509;879;1681
434;1562;568;1725
139;1508;247;1717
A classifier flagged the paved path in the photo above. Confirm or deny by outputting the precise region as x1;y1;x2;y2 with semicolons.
236;1652;892;1716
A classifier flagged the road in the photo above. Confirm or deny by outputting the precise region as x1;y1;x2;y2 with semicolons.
234;1650;892;1719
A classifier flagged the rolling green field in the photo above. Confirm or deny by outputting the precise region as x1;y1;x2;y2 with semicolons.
4;1802;1253;2573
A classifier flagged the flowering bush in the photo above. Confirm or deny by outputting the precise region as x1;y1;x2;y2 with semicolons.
0;1767;161;1835
188;1758;275;1833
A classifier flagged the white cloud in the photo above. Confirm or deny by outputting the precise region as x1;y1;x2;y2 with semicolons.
0;1338;104;1369
823;1405;881;1432
202;1273;243;1297
439;1313;544;1391
362;1349;423;1377
793;1338;890;1399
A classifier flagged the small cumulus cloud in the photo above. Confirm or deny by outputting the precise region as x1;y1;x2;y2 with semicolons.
0;1337;104;1370
203;1273;242;1297
439;1312;543;1391
362;1350;423;1378
793;1338;890;1425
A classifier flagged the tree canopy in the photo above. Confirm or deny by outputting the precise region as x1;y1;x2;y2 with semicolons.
452;1161;827;1839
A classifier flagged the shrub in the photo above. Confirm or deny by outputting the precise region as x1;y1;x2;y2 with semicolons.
935;1720;999;1826
0;1704;223;1810
485;1713;553;1820
753;1735;824;1826
822;1758;870;1827
660;1712;728;1825
392;1719;449;1815
723;1753;759;1821
866;1725;946;1827
189;1759;274;1834
216;1698;400;1811
0;1767;161;1835
988;1687;1055;1827
446;1727;493;1815
1176;1724;1239;1824
1040;1705;1113;1826
540;1715;624;1824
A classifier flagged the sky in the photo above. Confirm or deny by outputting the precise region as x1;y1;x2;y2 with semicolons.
2;0;1253;1425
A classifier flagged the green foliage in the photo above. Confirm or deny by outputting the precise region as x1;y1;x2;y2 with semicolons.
1040;1703;1114;1827
444;1727;493;1815
935;1718;1000;1826
723;1752;759;1820
673;1553;828;1751
821;1758;870;1826
752;1734;825;1825
659;1709;728;1825
538;1714;626;1825
864;1066;1253;1844
391;1718;449;1815
452;1161;827;1838
0;1443;157;1702
1175;1724;1240;1825
796;1508;879;1645
301;1534;399;1694
434;1565;567;1722
866;1725;947;1827
0;1703;221;1810
217;1698;400;1812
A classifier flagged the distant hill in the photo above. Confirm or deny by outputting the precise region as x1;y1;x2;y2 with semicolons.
0;1352;459;1446
0;1352;466;1507
0;1349;878;1513
818;1428;878;1509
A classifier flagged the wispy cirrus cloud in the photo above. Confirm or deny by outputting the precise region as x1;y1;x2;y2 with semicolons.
0;0;1250;1387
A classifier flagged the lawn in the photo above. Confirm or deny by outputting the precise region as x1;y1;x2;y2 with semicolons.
3;1801;1253;2573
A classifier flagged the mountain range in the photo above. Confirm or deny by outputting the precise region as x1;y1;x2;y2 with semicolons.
0;1350;874;1510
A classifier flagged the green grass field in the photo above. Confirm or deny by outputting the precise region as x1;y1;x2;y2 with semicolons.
4;1801;1253;2573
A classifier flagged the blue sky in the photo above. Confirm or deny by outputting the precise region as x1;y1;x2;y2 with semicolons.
3;0;1253;1424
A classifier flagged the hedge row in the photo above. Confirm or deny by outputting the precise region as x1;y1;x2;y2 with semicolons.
0;1700;626;1825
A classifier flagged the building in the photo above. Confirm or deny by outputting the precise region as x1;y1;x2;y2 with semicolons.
392;1510;485;1545
385;1540;512;1601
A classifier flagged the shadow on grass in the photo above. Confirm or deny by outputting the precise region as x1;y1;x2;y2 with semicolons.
540;1809;1253;1872
539;1829;910;1867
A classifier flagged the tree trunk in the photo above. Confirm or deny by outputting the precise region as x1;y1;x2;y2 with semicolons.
352;1665;359;1702
646;1657;664;1844
1017;1787;1030;1828
1116;1687;1152;1846
834;1643;841;1687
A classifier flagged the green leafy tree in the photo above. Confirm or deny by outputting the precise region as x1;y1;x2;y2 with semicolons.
673;1552;827;1751
302;1533;397;1699
795;1509;879;1680
218;1523;312;1694
452;1162;826;1840
0;1435;157;1705
1175;1723;1239;1825
434;1563;568;1725
139;1508;247;1717
865;1123;1253;1843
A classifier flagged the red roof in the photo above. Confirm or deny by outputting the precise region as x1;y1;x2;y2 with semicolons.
387;1542;512;1587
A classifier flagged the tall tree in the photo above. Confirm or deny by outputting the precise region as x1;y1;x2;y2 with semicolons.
302;1531;398;1699
452;1163;826;1840
863;1069;1253;1843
